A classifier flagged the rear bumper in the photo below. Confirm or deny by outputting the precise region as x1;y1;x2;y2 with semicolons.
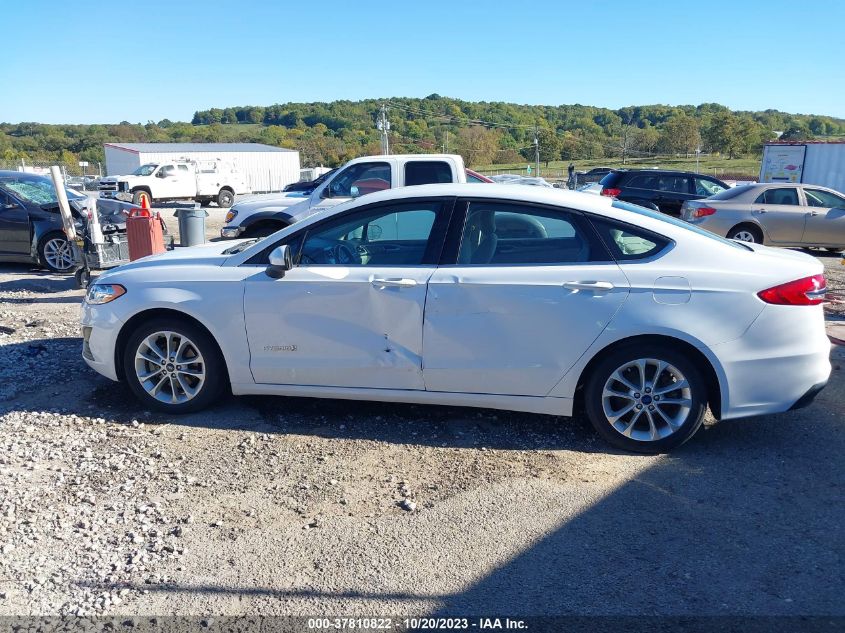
714;305;831;420
788;380;828;411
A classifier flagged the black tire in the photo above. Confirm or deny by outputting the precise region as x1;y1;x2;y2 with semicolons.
243;222;285;238
217;189;234;208
132;190;152;207
37;232;77;273
584;343;708;453
74;267;91;289
122;317;226;414
727;223;762;243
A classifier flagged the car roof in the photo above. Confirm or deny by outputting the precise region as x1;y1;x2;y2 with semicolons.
612;168;708;176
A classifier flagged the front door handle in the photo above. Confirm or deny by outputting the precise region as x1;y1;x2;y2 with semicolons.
371;277;417;288
808;210;820;216
563;281;615;292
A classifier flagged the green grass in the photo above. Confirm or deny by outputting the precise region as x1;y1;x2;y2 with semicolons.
474;156;761;180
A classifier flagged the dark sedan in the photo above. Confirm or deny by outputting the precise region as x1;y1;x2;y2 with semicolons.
0;171;85;272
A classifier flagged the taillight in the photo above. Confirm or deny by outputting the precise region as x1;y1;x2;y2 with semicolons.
758;274;827;306
601;187;621;197
693;206;717;218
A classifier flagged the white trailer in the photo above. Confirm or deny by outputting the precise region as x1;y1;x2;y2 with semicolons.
760;142;845;194
103;142;300;194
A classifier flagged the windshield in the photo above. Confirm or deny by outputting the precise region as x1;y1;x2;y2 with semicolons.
611;200;748;250
132;163;159;176
0;175;84;205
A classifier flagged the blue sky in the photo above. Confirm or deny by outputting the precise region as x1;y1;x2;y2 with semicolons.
4;0;844;124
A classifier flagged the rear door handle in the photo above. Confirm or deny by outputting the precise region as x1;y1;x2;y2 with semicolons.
563;281;615;291
371;277;417;288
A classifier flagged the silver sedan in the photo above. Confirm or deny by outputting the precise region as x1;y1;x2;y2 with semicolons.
680;183;845;249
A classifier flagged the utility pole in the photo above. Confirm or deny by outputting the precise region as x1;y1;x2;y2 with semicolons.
377;104;390;155
621;124;630;165
533;127;540;177
444;129;449;154
695;144;701;173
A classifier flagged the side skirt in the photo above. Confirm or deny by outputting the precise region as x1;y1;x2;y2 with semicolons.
231;383;573;416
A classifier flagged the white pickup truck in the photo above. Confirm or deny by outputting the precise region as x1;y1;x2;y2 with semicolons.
98;160;250;208
221;154;481;238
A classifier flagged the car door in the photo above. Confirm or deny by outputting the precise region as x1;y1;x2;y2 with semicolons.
800;187;845;246
153;164;184;198
307;161;394;215
423;199;630;397
654;175;694;216
750;187;806;243
243;197;452;389
0;190;31;257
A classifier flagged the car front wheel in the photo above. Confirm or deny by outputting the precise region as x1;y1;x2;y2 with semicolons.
123;318;226;413
584;345;708;453
38;232;77;273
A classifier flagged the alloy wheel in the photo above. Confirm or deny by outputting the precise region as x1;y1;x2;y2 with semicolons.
134;331;206;404
732;230;756;242
601;358;693;442
43;237;76;271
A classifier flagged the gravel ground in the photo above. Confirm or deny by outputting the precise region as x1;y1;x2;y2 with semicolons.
0;245;843;619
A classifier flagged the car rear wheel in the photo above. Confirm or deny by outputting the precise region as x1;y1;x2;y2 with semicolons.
727;224;762;243
123;318;226;414
584;345;708;453
38;232;77;273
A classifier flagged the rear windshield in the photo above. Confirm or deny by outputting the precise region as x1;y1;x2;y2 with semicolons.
611;200;748;250
709;185;753;201
598;172;621;186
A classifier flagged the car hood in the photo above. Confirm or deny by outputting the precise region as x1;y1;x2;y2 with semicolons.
101;240;244;277
233;194;307;214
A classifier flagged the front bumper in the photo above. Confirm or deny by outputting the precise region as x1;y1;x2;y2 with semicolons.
221;226;245;239
80;302;124;382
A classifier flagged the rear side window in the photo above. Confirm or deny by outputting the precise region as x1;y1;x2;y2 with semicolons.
405;161;453;186
626;174;659;190
756;188;799;205
456;201;611;265
590;217;669;260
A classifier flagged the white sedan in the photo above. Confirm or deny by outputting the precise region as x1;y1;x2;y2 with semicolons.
81;184;831;452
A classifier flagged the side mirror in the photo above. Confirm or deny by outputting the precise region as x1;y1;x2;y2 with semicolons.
350;185;360;198
266;244;293;279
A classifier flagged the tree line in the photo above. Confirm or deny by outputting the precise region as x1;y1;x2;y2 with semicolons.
2;95;843;172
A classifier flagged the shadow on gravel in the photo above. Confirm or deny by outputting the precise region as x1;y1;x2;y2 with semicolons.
82;392;843;618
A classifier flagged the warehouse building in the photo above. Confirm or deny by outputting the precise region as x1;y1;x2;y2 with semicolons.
103;142;300;193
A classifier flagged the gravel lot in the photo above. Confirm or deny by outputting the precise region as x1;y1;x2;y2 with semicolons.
0;223;843;619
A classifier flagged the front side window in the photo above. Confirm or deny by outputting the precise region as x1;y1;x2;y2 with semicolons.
756;188;799;205
804;188;845;208
456;202;609;265
177;164;190;173
299;201;442;266
325;162;391;199
160;165;176;177
695;178;727;196
404;161;453;186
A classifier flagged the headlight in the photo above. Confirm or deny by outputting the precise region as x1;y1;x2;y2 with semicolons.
86;283;126;304
224;209;238;224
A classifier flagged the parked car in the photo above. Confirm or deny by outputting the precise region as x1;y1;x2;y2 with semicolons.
0;170;87;272
282;168;337;193
465;169;494;183
681;183;845;249
598;169;731;216
220;154;469;239
81;184;829;453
